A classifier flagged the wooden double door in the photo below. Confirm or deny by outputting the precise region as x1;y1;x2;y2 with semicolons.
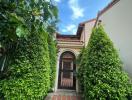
58;52;76;90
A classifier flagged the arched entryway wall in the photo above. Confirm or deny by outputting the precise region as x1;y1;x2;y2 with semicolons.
54;49;80;92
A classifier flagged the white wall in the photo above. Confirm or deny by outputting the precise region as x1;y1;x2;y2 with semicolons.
98;0;132;78
84;20;96;47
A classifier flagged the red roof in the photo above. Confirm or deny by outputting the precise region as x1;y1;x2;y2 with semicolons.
56;34;80;40
76;18;96;37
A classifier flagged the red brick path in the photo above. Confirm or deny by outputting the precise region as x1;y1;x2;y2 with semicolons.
51;95;82;100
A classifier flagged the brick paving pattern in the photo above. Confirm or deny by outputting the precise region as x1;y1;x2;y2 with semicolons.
45;90;83;100
51;95;82;100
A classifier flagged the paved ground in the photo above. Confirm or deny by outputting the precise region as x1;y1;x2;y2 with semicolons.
45;90;83;100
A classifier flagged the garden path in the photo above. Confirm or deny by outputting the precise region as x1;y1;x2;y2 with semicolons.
45;90;83;100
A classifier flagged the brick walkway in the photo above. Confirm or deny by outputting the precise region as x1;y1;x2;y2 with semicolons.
51;95;82;100
45;90;83;100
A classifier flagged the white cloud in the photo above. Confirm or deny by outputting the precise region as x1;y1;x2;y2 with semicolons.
45;0;50;2
45;0;61;3
54;0;61;3
61;24;77;35
68;0;84;19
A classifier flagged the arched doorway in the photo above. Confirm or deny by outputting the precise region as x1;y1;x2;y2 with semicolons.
58;51;76;90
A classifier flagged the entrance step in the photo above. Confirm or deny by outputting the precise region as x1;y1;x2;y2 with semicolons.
45;90;83;100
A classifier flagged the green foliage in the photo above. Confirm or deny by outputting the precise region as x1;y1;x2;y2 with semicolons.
78;25;132;100
48;35;57;89
0;0;58;74
0;0;58;39
0;0;58;99
77;47;86;91
0;29;51;99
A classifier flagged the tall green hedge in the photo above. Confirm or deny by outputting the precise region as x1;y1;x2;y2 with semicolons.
77;47;86;91
78;25;132;99
0;0;58;99
48;35;57;89
0;29;50;99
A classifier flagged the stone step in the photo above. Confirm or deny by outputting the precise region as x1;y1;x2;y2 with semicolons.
45;90;83;100
51;95;82;100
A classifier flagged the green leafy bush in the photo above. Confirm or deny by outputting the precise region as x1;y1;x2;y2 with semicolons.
48;35;57;89
0;0;58;76
78;25;132;100
0;29;50;99
77;47;86;91
0;0;58;99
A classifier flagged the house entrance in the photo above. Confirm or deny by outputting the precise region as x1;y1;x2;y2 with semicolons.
58;51;76;90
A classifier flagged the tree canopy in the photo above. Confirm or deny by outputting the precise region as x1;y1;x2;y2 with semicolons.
0;0;58;74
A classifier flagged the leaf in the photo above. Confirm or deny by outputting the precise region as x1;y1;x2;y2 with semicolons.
8;13;25;24
51;5;58;19
16;26;29;38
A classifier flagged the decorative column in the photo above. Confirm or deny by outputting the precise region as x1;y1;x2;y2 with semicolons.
54;48;61;92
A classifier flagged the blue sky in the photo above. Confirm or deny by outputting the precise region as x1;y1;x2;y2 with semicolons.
54;0;111;35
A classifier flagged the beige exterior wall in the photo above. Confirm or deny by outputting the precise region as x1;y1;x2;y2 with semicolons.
80;29;84;42
55;40;83;92
57;40;84;48
84;20;96;46
79;20;96;47
98;0;132;78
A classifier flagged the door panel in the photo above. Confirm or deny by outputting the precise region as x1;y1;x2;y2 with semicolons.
58;58;76;90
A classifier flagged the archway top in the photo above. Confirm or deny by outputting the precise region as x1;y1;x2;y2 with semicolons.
59;49;77;58
61;51;76;59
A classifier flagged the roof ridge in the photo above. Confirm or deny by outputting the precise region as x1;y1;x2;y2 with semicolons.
98;0;120;16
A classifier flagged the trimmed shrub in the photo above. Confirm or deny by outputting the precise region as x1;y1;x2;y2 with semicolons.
0;0;58;99
0;29;50;99
77;47;86;91
78;25;132;99
48;35;57;89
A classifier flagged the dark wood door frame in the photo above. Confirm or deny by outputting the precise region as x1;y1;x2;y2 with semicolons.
58;51;76;90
